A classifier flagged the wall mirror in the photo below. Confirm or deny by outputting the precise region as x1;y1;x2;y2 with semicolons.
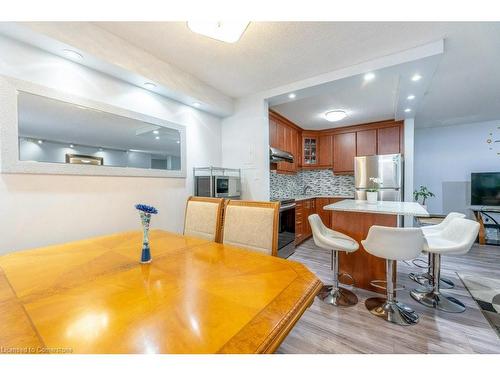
18;92;182;170
0;77;186;178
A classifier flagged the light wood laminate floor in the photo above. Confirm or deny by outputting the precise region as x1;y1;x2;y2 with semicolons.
278;239;500;353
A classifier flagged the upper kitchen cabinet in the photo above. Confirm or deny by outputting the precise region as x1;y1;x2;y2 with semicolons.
356;129;377;156
377;125;402;155
269;110;300;174
301;134;318;167
317;134;333;168
333;132;356;173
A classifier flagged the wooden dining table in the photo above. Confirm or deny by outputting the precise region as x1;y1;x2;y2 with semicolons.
0;230;321;354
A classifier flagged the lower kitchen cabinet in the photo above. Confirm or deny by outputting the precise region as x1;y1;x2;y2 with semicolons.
295;197;352;245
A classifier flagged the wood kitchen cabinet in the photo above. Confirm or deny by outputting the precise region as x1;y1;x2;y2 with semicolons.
318;134;333;168
356;129;377;156
302;135;318;167
377;125;401;155
269;110;300;174
295;197;351;245
270;110;404;174
315;197;332;228
295;198;315;244
333;132;356;173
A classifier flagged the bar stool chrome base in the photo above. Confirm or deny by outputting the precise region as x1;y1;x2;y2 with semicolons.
318;285;358;306
365;297;419;326
408;272;454;289
410;288;465;313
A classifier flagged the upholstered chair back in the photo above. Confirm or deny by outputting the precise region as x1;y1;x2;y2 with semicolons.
183;197;225;242
222;200;280;256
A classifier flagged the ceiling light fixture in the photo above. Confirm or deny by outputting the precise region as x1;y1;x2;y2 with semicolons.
155;136;160;140
70;144;74;148
143;82;157;89
404;108;412;113
411;74;422;82
62;49;83;60
153;130;159;134
324;110;347;122
364;72;375;81
192;102;201;108
37;140;43;144
176;140;181;144
288;93;296;99
407;95;415;100
187;21;250;43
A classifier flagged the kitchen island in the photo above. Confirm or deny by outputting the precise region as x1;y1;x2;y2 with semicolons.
323;199;429;292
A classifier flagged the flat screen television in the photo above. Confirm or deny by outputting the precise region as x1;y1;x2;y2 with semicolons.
471;172;500;206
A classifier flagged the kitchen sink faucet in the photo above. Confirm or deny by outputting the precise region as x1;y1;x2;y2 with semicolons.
303;185;312;195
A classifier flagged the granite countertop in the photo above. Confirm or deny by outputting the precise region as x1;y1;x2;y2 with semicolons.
324;199;430;217
271;194;354;202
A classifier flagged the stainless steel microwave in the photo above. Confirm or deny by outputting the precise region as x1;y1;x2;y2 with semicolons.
194;175;241;198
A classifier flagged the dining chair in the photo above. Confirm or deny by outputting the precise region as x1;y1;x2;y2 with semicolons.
222;200;280;256
183;196;225;242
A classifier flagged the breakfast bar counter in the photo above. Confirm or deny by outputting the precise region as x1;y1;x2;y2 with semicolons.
323;199;429;292
325;199;430;217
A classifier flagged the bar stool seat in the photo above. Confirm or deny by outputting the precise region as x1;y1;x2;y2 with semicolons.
409;212;465;289
410;218;480;313
362;226;425;326
308;214;359;307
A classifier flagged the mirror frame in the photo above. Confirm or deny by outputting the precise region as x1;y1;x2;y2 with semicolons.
0;76;187;178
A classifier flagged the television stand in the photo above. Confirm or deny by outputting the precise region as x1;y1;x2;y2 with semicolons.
469;206;500;246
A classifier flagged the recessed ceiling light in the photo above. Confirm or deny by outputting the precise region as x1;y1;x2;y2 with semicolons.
62;49;83;60
364;72;375;81
187;21;250;43
193;102;201;108
37;140;43;144
143;82;157;89
411;74;422;82
155;136;160;140
70;144;74;148
324;110;347;122
407;95;415;100
404;108;412;113
288;93;296;99
153;130;159;134
176;140;180;144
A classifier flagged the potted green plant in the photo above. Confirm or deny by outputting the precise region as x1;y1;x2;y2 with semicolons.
367;177;382;204
413;186;435;209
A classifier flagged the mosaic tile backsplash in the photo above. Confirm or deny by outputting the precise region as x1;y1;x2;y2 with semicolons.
270;169;355;199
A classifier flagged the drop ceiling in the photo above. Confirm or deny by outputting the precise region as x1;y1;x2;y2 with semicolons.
95;21;500;128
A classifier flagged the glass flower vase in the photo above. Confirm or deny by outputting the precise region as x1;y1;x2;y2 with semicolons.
139;212;152;264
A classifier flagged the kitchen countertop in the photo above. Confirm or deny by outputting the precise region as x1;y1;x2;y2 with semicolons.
324;199;429;217
271;195;354;202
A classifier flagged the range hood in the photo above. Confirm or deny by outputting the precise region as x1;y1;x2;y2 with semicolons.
270;147;294;163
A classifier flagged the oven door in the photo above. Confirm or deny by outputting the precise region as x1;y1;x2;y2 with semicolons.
278;202;296;258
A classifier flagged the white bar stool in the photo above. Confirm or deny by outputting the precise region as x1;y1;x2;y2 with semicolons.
409;212;466;289
308;214;359;307
362;226;425;326
410;218;479;313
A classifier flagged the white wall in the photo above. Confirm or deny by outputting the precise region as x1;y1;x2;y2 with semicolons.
0;36;222;253
403;118;415;226
221;96;270;201
414;119;500;215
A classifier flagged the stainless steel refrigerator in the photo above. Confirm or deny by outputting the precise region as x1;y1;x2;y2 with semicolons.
354;154;403;201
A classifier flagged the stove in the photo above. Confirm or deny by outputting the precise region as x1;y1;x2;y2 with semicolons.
271;198;296;258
